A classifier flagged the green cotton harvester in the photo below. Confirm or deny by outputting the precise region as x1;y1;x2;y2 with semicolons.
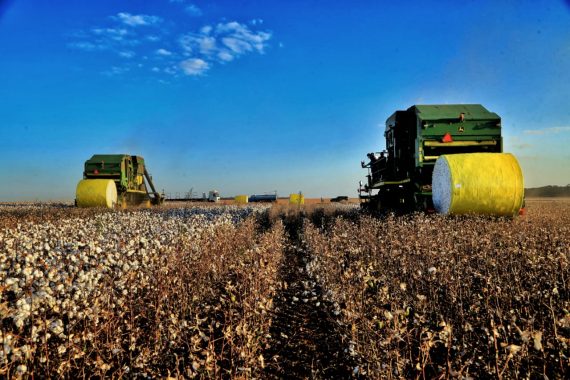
359;104;524;216
75;154;164;208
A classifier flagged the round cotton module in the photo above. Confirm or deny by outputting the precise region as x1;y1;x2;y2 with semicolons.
76;179;118;208
432;153;524;216
289;193;305;205
234;195;249;204
432;157;453;214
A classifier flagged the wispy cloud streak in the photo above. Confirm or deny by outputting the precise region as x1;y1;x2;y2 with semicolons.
523;126;570;135
115;12;162;27
185;4;202;17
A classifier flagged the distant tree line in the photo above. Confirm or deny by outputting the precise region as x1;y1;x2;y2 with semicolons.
525;185;570;197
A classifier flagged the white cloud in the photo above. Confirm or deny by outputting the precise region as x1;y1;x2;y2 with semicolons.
215;21;271;53
200;25;213;35
180;34;217;55
70;13;272;80
169;0;202;16
176;21;271;75
185;4;202;16
119;50;136;58
180;58;209;75
102;66;130;76
180;21;271;59
217;50;234;62
222;37;252;54
514;143;532;149
116;12;162;27
68;41;106;51
179;35;194;54
156;48;173;56
199;36;216;54
72;27;141;50
92;27;129;41
164;66;178;75
523;126;570;135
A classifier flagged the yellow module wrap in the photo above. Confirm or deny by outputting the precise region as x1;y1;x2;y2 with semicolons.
289;193;304;205
432;153;524;216
234;195;249;204
76;179;118;208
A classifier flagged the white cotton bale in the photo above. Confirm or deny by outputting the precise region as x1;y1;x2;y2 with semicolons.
432;153;524;216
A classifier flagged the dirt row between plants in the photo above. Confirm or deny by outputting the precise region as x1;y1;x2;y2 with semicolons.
263;212;362;379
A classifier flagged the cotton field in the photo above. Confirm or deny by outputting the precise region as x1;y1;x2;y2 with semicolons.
1;205;281;378
0;200;568;379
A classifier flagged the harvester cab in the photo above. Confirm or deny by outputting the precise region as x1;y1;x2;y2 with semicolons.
360;104;524;216
76;154;164;208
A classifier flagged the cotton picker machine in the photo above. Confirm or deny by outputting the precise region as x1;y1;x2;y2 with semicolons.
359;104;525;216
75;154;164;208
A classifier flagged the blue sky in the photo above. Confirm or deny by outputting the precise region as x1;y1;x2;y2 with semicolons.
1;0;569;200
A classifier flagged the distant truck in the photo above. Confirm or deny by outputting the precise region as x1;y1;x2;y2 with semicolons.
330;196;349;203
248;192;277;203
205;190;220;203
165;189;221;203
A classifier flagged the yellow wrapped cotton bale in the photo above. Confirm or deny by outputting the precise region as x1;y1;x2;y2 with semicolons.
432;153;524;216
289;193;304;205
234;195;249;204
76;179;118;208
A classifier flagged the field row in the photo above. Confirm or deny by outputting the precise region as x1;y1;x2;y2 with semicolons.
304;201;569;378
1;206;282;378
